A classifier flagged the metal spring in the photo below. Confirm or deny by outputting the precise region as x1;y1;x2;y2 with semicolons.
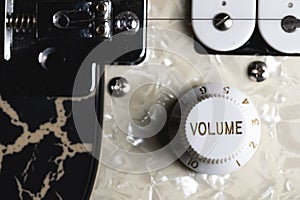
6;14;37;33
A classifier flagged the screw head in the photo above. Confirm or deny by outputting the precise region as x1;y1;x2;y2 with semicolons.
96;25;107;35
108;77;130;97
115;11;140;34
53;12;71;29
38;48;66;70
213;13;233;31
281;15;298;33
248;61;270;82
96;3;108;14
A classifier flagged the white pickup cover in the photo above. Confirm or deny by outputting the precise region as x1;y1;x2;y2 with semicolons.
192;0;256;51
258;0;300;54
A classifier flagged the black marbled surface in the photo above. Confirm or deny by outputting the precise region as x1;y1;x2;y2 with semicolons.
0;95;99;199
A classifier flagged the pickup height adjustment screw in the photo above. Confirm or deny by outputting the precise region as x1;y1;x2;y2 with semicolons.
213;13;233;31
281;15;300;33
248;61;269;82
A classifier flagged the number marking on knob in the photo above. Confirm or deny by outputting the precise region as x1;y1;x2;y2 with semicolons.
223;86;230;94
249;142;257;149
188;159;199;169
242;98;249;105
200;86;207;94
252;119;260;126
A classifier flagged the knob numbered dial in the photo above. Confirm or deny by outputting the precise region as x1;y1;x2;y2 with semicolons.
172;84;261;175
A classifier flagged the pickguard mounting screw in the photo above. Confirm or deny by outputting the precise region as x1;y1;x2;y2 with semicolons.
248;61;270;82
108;77;130;97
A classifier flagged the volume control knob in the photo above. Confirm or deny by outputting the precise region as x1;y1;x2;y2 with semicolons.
171;84;261;175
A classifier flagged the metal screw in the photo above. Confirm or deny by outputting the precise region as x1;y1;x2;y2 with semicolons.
213;13;233;31
38;48;66;70
108;77;130;97
96;25;105;34
281;15;300;33
115;11;140;34
96;3;107;14
248;61;270;82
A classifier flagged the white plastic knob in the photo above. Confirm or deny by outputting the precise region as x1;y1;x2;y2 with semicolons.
173;84;261;175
